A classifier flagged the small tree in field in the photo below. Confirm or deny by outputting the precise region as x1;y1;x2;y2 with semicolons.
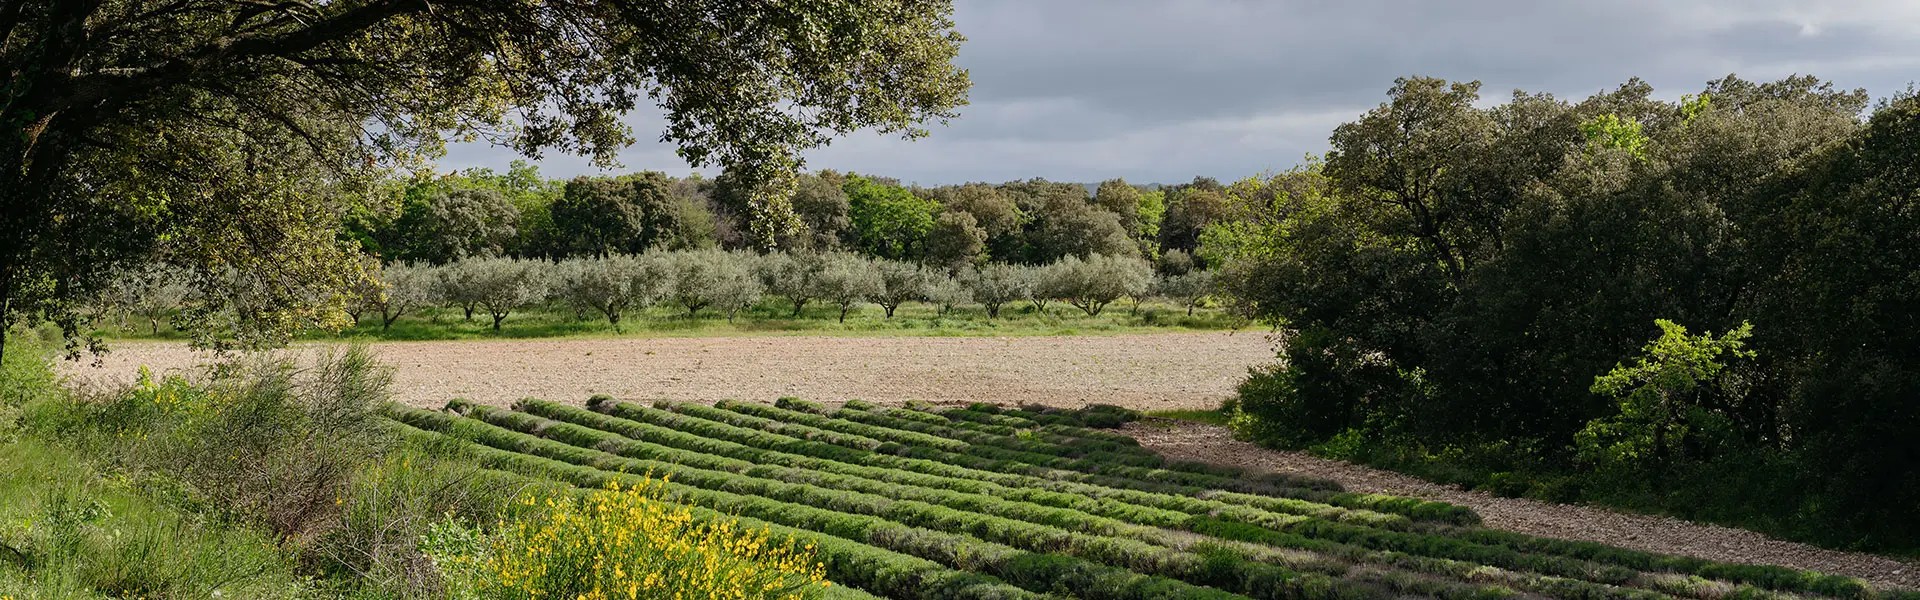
1053;254;1152;317
371;262;440;331
467;258;550;330
436;262;485;322
1027;262;1066;313
815;253;883;323
709;251;766;323
97;263;192;335
759;252;827;317
967;262;1030;319
926;274;973;317
667;250;761;320
1156;269;1216;316
629;253;676;313
551;256;653;329
873;260;933;318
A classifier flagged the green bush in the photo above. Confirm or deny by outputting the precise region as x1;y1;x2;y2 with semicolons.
30;345;393;542
0;439;302;599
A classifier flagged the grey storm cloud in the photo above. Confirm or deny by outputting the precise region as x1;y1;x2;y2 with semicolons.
440;0;1920;186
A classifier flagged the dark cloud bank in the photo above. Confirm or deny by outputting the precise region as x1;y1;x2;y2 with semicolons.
441;0;1920;186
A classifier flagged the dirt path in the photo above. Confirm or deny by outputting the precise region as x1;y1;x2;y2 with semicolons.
60;333;1276;410
1126;420;1920;588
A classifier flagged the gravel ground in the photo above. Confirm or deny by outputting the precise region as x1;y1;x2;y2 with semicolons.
1125;419;1920;589
59;332;1276;410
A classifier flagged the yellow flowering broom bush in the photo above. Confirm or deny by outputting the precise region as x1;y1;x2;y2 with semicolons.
426;478;830;600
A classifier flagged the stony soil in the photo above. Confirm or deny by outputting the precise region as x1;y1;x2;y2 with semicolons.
59;332;1276;409
1125;419;1920;589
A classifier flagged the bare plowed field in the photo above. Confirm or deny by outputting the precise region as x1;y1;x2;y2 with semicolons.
61;332;1276;410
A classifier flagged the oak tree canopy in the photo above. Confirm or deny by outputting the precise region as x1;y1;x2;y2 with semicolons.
0;0;970;358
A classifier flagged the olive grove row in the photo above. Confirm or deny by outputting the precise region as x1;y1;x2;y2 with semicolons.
98;252;1218;333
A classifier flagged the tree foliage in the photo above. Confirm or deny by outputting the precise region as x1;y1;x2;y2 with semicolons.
1217;74;1918;549
966;263;1031;319
845;177;940;260
0;0;970;362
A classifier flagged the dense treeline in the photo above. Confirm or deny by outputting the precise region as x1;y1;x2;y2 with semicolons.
338;163;1228;269
1206;75;1920;550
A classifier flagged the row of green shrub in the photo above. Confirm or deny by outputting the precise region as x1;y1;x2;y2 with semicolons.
384;416;1045;600
391;410;1298;600
575;403;1640;599
462;403;1183;542
827;403;1472;526
627;398;1408;529
631;399;1913;599
420;404;1578;600
507;399;1741;599
726;399;974;452
947;402;1144;432
518;399;1210;528
553;397;1900;600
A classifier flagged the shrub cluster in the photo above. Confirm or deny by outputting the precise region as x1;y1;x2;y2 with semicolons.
423;478;831;600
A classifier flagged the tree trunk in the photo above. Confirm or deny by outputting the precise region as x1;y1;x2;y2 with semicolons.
492;313;506;330
1187;303;1195;317
986;304;1000;319
462;305;475;321
839;306;850;323
884;304;896;318
791;300;806;317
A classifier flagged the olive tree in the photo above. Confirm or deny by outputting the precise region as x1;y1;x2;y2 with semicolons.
873;260;934;319
758;252;828;317
967;263;1031;319
100;263;191;335
550;256;659;329
1053;254;1153;317
815;253;884;323
667;250;762;321
926;274;973;317
1157;269;1216;316
370;262;441;331
1028;262;1067;313
464;258;550;330
0;0;969;364
435;263;484;322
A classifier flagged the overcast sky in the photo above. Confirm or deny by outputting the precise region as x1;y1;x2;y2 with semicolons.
438;0;1920;186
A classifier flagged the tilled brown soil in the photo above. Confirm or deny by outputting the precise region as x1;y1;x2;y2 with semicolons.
1125;420;1920;588
59;332;1275;410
